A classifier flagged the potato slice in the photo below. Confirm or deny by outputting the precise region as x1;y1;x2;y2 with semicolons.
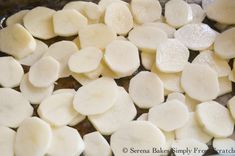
128;26;167;52
110;121;165;156
29;56;60;88
141;52;155;70
175;23;218;51
129;71;164;108
6;10;29;26
23;7;57;39
71;73;95;86
165;0;192;28
213;138;235;155
130;0;162;24
175;113;212;143
15;117;52;156
189;4;206;23
44;41;78;78
206;0;235;24
83;131;112;156
98;0;128;11
84;64;103;79
73;77;118;115
53;9;88;37
0;88;33;128
214;27;235;59
88;87;137;135
79;24;116;50
167;92;185;103
0;24;36;59
0;56;24;88
181;64;219;101
105;3;133;35
38;92;78;127
0;126;15;156
47;126;84;156
196;101;234;138
218;76;232;96
156;39;190;73
202;0;215;10
148;100;189;132
20;74;54;105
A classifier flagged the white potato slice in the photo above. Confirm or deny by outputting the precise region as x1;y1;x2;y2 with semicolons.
53;89;76;95
105;3;133;35
47;126;84;156
6;10;29;26
149;100;189;132
165;0;193;28
185;94;199;112
20;74;54;105
15;117;52;156
172;139;208;156
0;126;15;156
144;22;176;38
0;88;33;128
83;131;112;156
137;113;148;121
100;61;121;79
111;121;165;156
175;23;218;51
206;0;235;24
213;138;235;155
190;4;206;23
228;96;235;120
214;27;235;59
23;7;56;39
68;114;86;126
156;39;190;73
73;77;118;115
68;47;103;73
0;24;36;59
196;101;234;138
53;9;87;37
175;113;212;143
218;76;232;96
130;0;162;24
104;40;139;76
0;56;24;88
141;52;155;70
98;0;128;11
38;92;78;127
181;64;219;101
167;92;185;103
79;24;116;50
19;39;48;66
29;56;59;88
88;87;137;135
84;64;103;79
129;71;164;108
128;26;167;52
71;73;95;86
193;50;231;77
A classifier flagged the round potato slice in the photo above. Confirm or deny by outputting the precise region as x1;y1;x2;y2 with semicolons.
148;100;189;132
68;47;103;73
6;10;29;26
29;56;60;88
190;3;206;23
156;39;190;73
141;52;155;70
165;0;193;28
23;7;57;39
129;71;164;108
98;0;128;11
175;113;212;143
213;138;235;155
53;9;88;37
88;87;137;135
128;26;168;52
130;0;162;24
0;24;36;59
104;40;140;76
38;92;78;127
175;23;218;51
181;64;219;102
83;131;112;156
196;101;234;138
0;56;24;88
214;27;235;59
105;2;133;35
0;126;15;156
73;77;118;115
47;126;84;156
110;121;166;156
0;88;33;128
15;117;52;156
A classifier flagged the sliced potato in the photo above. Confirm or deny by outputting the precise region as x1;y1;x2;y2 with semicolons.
6;10;29;26
167;92;185;103
218;76;232;96
0;126;15;156
189;3;206;23
71;73;95;86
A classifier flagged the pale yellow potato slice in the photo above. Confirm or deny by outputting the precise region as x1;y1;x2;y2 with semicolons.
6;10;29;26
167;92;185;103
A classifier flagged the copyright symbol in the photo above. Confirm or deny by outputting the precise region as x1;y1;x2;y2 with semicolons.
123;147;128;153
